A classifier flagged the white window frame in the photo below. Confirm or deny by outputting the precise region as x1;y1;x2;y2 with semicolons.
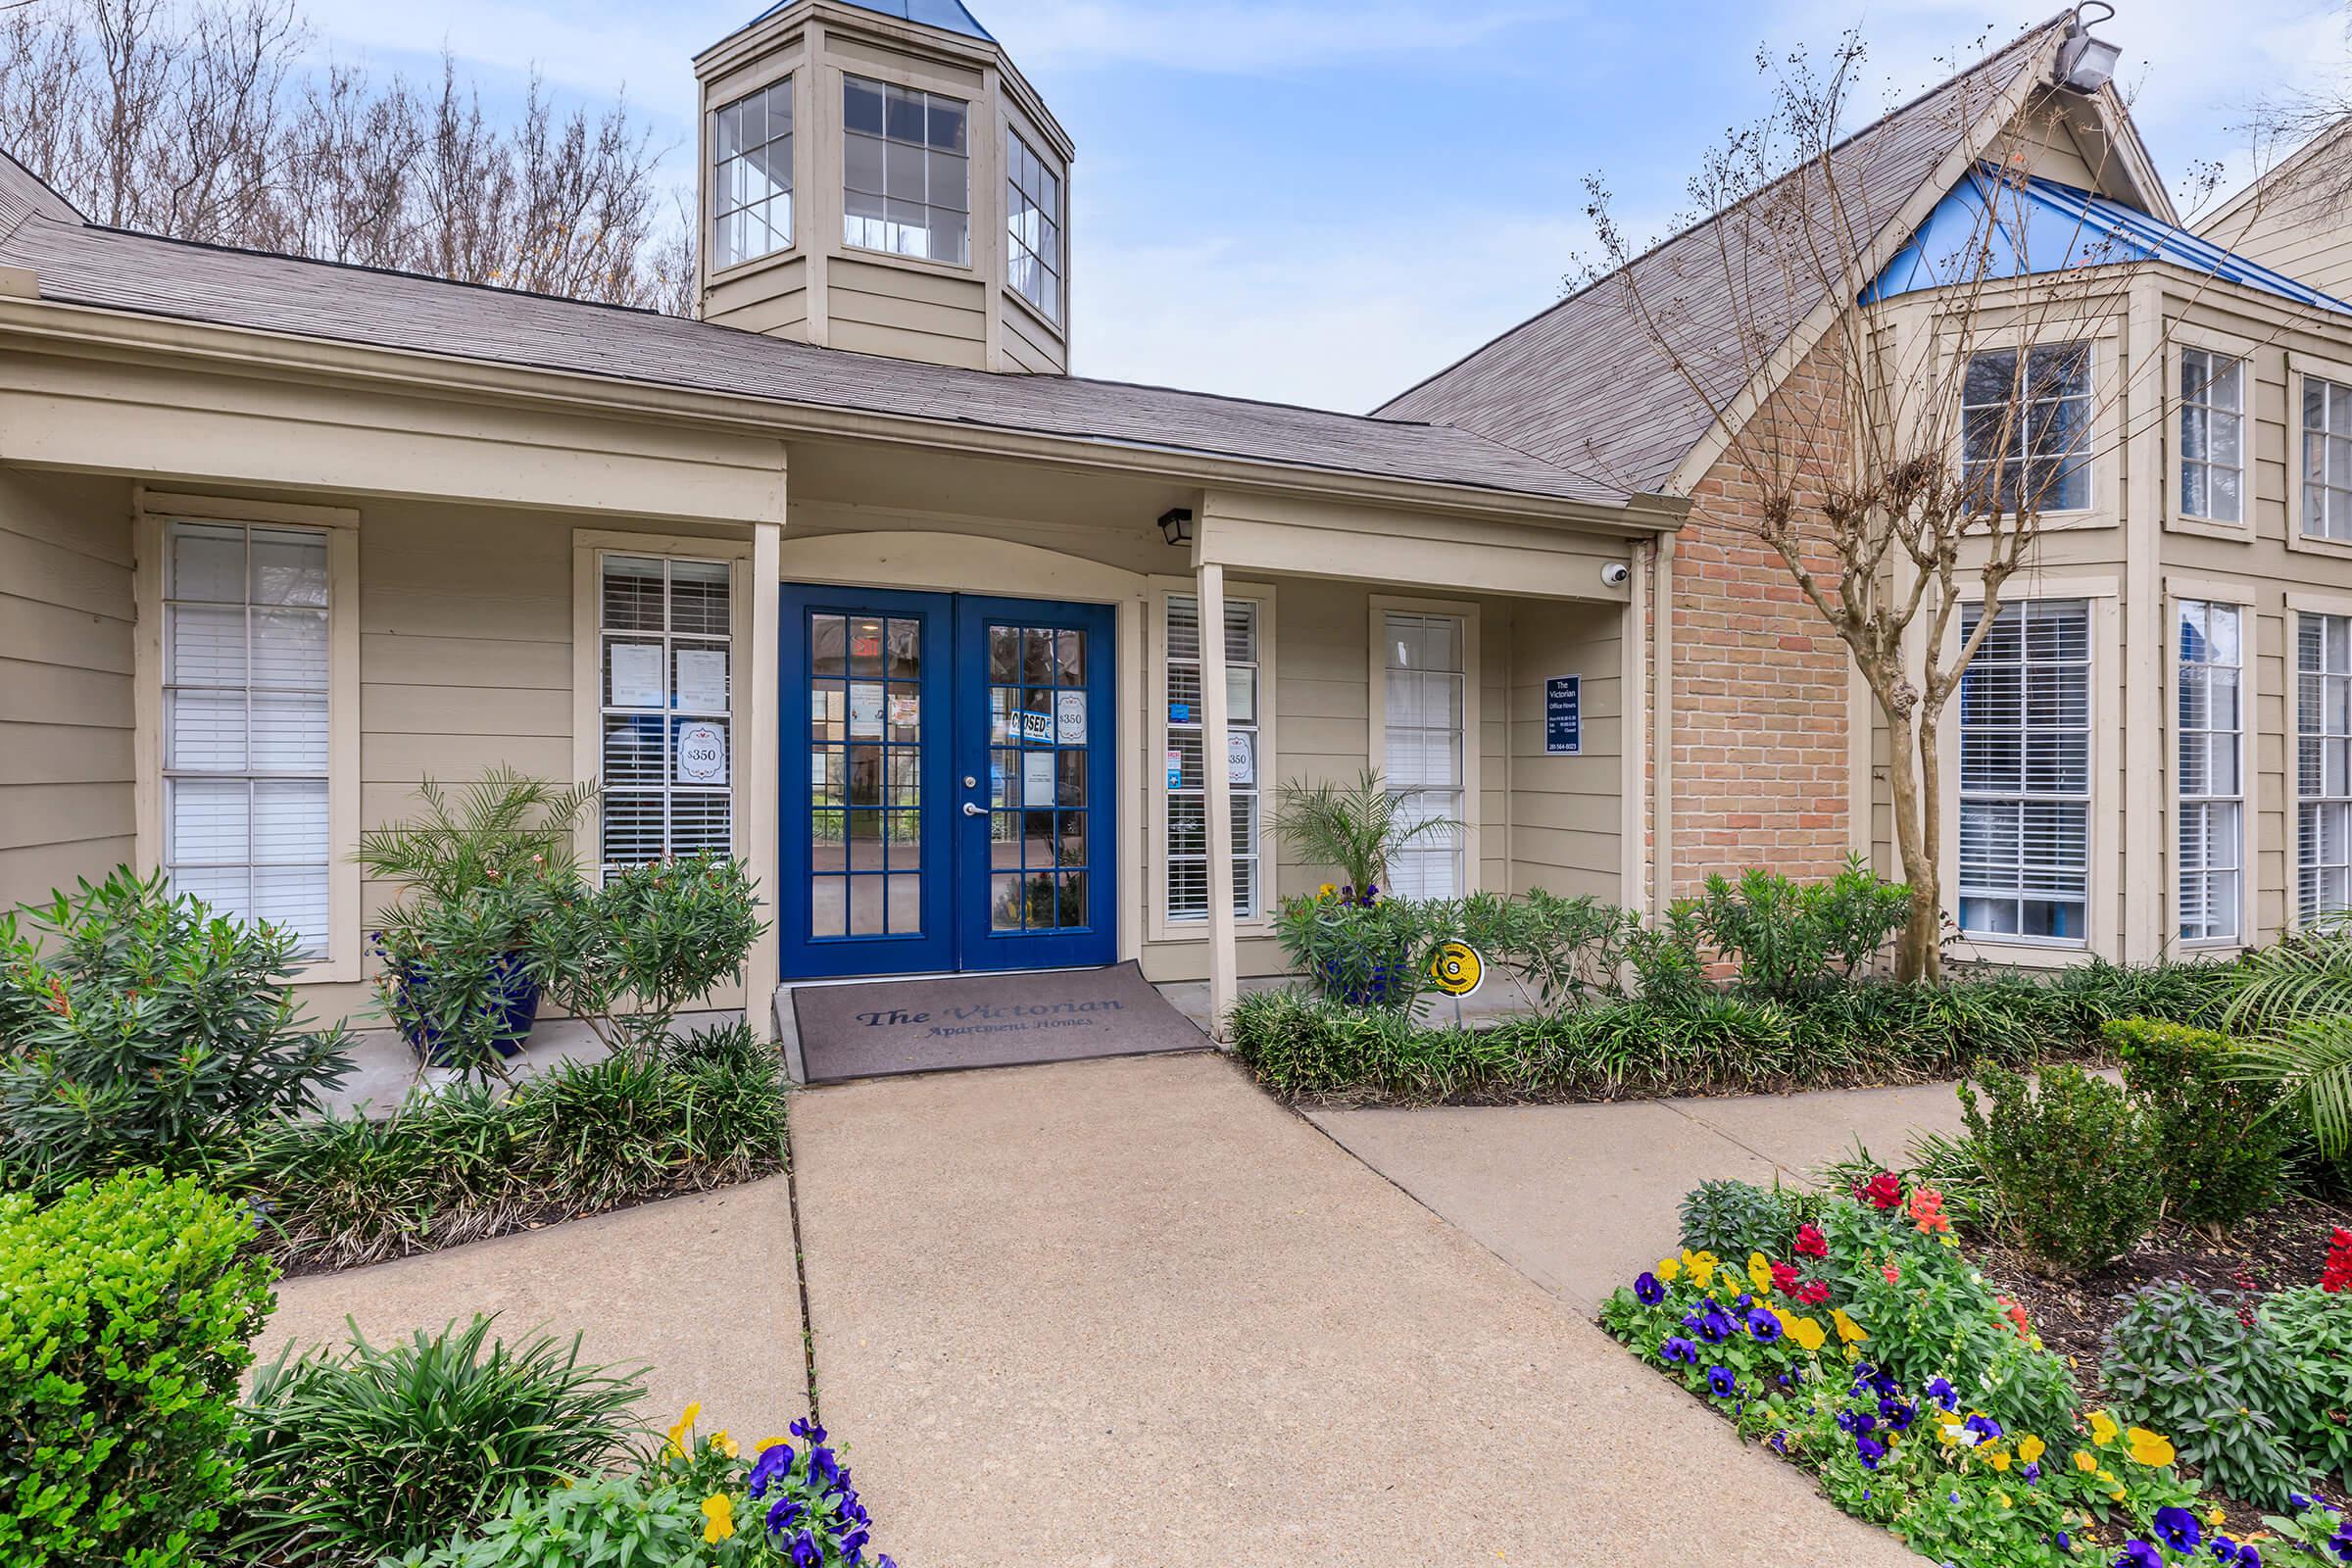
1959;340;2096;519
841;72;971;268
2296;606;2352;927
2291;351;2352;557
1952;594;2097;951
133;490;361;983
2177;347;2246;529
710;74;795;272
2174;596;2246;947
1368;596;1480;900
1004;126;1062;324
571;532;755;883
1148;580;1275;942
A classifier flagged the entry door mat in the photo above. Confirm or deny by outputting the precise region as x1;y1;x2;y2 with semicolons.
793;961;1209;1084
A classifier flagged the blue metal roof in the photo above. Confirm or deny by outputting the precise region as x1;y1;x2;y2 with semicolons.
1865;166;2352;314
746;0;994;41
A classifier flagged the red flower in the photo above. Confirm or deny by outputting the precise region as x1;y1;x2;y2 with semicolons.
1859;1172;1903;1211
1793;1279;1830;1306
1794;1223;1828;1259
1770;1261;1801;1294
2323;1228;2352;1294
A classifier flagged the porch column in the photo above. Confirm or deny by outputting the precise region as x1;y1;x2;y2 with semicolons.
1195;561;1240;1038
745;518;782;1027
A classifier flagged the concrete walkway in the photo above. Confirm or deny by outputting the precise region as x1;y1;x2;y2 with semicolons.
1311;1080;1973;1310
788;1053;1921;1567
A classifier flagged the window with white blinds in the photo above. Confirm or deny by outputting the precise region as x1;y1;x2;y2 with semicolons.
1165;594;1260;921
1958;599;2090;942
2298;612;2352;922
163;520;331;956
1382;611;1466;900
2177;601;2243;944
600;555;733;871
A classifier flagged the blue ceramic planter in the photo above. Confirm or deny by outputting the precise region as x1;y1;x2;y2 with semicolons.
1315;958;1411;1007
392;950;541;1067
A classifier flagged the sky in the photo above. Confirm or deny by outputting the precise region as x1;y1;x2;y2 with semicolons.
285;0;2352;412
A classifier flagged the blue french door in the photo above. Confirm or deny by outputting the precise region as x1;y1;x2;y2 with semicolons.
778;585;1115;980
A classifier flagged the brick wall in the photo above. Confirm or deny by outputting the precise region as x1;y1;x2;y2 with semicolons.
1662;343;1853;898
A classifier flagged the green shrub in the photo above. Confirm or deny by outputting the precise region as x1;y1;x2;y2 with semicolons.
1676;1178;1797;1259
1689;858;1911;999
229;1028;788;1270
0;1170;276;1568
233;1314;647;1565
533;855;767;1053
2107;1017;2291;1230
2257;1286;2352;1493
2101;1280;2309;1508
1269;893;1451;1010
0;868;353;1181
1958;1062;2162;1274
1454;888;1639;1012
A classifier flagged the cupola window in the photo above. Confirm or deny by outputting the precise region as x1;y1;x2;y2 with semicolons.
711;78;794;270
844;74;969;265
1005;129;1061;320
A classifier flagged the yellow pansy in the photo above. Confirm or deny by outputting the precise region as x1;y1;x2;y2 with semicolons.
1989;1449;2012;1472
1746;1251;1774;1294
2088;1411;2119;1447
2110;1489;2127;1503
1683;1250;1718;1290
2206;1508;2226;1529
2017;1435;2045;1465
710;1429;739;1459
1788;1316;1826;1352
1937;1422;1960;1446
701;1494;735;1544
1656;1255;1682;1284
2125;1428;2176;1467
2074;1450;2097;1473
757;1434;791;1453
1995;1493;2013;1508
1842;1343;1859;1363
1317;882;1338;900
1831;1307;1869;1345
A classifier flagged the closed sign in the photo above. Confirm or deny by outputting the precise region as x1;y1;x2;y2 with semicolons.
675;719;729;785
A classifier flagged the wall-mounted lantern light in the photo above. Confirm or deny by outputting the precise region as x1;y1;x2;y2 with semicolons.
1158;508;1195;547
2054;2;2120;95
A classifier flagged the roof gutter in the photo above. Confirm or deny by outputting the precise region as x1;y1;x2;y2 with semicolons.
0;295;1683;537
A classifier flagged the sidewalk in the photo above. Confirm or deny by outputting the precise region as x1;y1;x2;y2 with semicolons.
1310;1079;1973;1309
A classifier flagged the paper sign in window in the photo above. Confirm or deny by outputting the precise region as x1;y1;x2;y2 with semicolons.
675;648;730;711
608;642;664;709
1056;690;1088;745
1023;750;1056;805
675;718;729;786
848;683;885;739
1227;730;1256;787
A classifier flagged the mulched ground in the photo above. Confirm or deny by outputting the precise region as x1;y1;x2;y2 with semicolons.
1967;1193;2352;1536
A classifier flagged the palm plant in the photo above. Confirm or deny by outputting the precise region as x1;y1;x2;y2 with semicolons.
2224;915;2352;1160
353;767;595;899
1272;767;1456;901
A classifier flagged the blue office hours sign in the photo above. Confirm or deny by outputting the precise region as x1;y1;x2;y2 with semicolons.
1544;675;1582;756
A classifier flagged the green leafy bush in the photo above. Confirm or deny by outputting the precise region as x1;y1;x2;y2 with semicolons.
233;1314;646;1565
1677;1178;1798;1259
1958;1062;2162;1275
1454;888;1640;1012
1269;893;1451;1009
2224;917;2352;1165
0;1170;276;1568
229;1023;788;1270
533;855;767;1053
1688;857;1912;999
2100;1280;2309;1508
0;868;353;1183
2107;1017;2291;1230
2256;1286;2352;1494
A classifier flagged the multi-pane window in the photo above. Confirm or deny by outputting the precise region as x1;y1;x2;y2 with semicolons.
1004;129;1062;321
1962;344;2092;514
2180;349;2244;523
163;520;331;956
843;74;968;265
2299;612;2352;921
2177;601;2243;943
600;556;732;872
1958;599;2091;941
808;612;923;939
710;77;793;270
985;622;1093;933
2303;375;2352;542
1383;612;1467;900
1165;595;1260;922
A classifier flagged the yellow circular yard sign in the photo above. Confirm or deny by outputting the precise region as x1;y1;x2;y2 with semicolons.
1429;941;1484;998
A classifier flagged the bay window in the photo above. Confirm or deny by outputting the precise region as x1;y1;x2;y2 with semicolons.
843;74;968;265
1961;344;2092;514
1957;598;2091;941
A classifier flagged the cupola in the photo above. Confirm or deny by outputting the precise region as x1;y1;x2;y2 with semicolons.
693;0;1073;373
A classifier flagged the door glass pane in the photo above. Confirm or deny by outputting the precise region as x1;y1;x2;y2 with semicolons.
984;620;1092;933
808;608;925;938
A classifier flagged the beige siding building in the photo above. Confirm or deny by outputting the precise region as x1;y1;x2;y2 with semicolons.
10;5;2352;1047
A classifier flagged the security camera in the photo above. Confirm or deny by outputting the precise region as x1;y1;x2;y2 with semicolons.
1600;562;1632;588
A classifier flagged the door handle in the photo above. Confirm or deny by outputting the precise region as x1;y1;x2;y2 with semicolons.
962;802;983;816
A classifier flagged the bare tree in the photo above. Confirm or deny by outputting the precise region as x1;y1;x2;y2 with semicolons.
0;0;696;313
1578;31;2226;982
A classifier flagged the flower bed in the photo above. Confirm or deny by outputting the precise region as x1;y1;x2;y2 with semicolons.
1601;1174;2352;1565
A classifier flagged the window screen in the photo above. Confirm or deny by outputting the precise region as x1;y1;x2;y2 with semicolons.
1165;594;1260;921
1383;612;1466;900
1958;598;2090;941
600;555;733;870
163;520;331;956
